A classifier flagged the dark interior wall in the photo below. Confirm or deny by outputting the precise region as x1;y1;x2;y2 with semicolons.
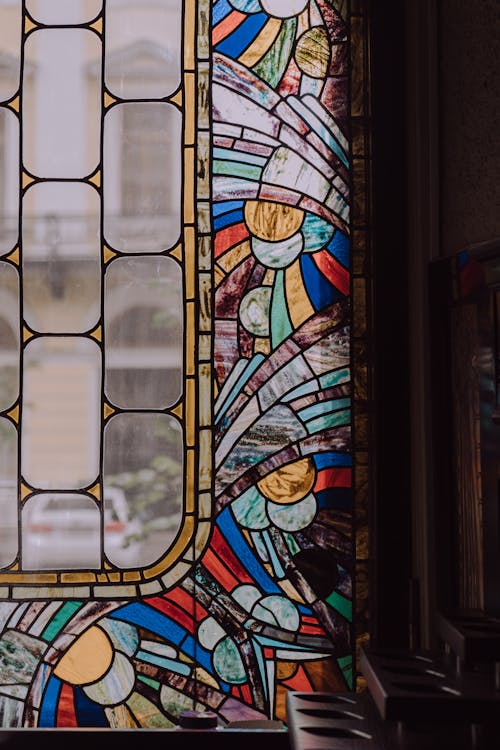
438;0;500;256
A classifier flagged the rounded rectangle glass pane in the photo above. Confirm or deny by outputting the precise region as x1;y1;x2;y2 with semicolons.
104;255;183;408
22;337;101;489
22;493;100;570
103;102;181;252
0;261;19;411
23;29;101;178
26;0;102;24
0;417;18;568
0;108;19;255
22;182;101;333
0;2;21;102
105;0;181;99
103;412;183;567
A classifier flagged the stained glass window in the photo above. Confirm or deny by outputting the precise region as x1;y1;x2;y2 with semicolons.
0;0;371;728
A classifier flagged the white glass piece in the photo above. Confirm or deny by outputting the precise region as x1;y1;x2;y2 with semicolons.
22;337;101;489
0;417;18;567
0;1;21;102
26;0;102;24
103;412;183;567
23;29;101;178
22;182;101;332
105;0;181;99
105;256;183;409
22;493;100;570
103;102;181;252
0;261;19;410
0;108;19;254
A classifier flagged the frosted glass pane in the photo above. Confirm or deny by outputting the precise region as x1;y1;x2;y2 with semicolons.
26;0;102;24
0;261;19;411
103;412;183;567
22;493;100;570
104;256;183;408
23;29;101;178
23;182;101;332
22;337;101;489
0;1;21;102
0;109;19;254
0;417;17;568
105;0;181;99
103;102;181;252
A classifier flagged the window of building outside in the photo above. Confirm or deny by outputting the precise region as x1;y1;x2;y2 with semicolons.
0;0;372;730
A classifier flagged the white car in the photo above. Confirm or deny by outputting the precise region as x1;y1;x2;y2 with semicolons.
22;487;143;570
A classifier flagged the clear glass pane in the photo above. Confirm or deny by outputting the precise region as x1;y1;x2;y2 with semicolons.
0;417;18;567
0;1;21;102
0;261;19;410
0;108;19;254
105;0;181;99
26;0;102;24
22;182;101;332
23;29;101;178
22;337;101;489
103;102;181;252
103;412;183;567
22;493;100;570
105;256;182;409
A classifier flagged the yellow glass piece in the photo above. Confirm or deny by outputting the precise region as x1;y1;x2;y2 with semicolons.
6;247;19;265
199;364;211;427
239;17;282;67
20;483;32;502
22;172;35;190
186;378;195;446
170;89;183;107
214;265;225;288
184;0;195;70
254;337;271;355
185;449;195;513
104;92;116;108
89;325;102;342
244;201;304;241
279;578;306;604
185;226;195;299
195;521;210;555
198;491;211;520
263;268;275;285
103;246;116;264
22;326;34;342
105;704;138;729
194;667;219;689
6;96;19;113
183;148;195;223
103;402;115;420
123;571;141;582
184;74;195;146
186;303;195;376
88;169;101;188
217;239;252;273
89;18;103;35
54;626;113;685
6;405;19;424
88;483;101;501
24;17;38;35
257;457;316;504
61;573;97;583
286;259;315;327
199;428;211;490
171;402;183;420
106;572;121;582
169;243;182;262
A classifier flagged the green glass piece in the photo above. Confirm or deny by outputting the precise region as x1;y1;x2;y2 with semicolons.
253;18;297;89
271;270;293;349
41;601;82;641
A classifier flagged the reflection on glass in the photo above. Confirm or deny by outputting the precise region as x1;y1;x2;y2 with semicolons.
105;0;181;99
0;2;21;102
103;103;181;252
23;182;101;332
0;417;17;568
22;337;101;489
104;412;182;567
26;0;102;24
0;262;19;410
23;29;101;178
105;256;182;408
22;493;100;570
0;109;19;254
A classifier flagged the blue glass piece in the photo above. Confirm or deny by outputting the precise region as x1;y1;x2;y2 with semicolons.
316;487;353;512
300;254;342;311
39;674;60;727
213;0;233;25
215;13;268;59
213;208;245;231
262;529;285;577
298;397;351;422
135;650;191;676
215;354;265;424
218;507;281;593
110;603;186;646
327;230;350;269
74;688;108;727
318;367;350;389
313;451;352;470
213;147;267;167
212;200;245;217
180;636;214;673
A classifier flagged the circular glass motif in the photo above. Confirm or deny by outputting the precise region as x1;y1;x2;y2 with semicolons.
239;286;272;336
